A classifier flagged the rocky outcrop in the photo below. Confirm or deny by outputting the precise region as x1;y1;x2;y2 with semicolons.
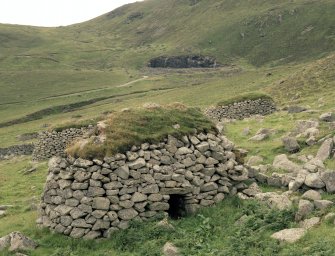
205;98;276;121
38;132;253;239
0;144;34;160
0;232;37;252
32;127;93;161
148;55;218;69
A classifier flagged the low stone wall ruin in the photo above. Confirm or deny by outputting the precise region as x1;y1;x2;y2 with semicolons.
32;128;91;161
205;98;276;120
148;55;218;69
38;132;252;239
0;144;34;160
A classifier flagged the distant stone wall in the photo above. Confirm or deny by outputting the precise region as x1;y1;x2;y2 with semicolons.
205;98;276;120
0;144;34;160
32;128;92;161
38;132;252;239
148;55;218;68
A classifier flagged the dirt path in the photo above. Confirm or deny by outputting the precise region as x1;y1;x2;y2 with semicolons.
42;76;149;100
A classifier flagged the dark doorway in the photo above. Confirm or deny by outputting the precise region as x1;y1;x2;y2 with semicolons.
168;194;187;219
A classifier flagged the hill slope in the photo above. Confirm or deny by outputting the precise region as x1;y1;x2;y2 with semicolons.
0;0;334;70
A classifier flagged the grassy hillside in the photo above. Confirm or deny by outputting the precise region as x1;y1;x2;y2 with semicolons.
0;0;334;70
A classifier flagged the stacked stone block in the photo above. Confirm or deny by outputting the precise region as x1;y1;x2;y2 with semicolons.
33;128;90;161
205;98;276;120
38;132;251;239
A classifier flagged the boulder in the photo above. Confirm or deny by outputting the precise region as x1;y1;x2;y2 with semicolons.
271;228;306;243
282;137;300;153
316;138;334;161
321;171;335;193
301;190;321;201
304;173;325;189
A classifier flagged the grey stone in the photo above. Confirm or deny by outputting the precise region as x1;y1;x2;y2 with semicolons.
176;147;193;155
319;112;335;122
302;190;321;201
70;228;86;239
314;200;334;210
295;199;314;221
118;208;138;220
131;192;147;203
299;217;320;230
201;182;218;192
115;165;129;179
321;171;335;193
282;137;300;153
74;158;93;168
271;228;306;243
304;173;325;189
141;184;159;194
92;197;110;210
316;138;333;161
163;242;179;256
128;158;146;169
149;202;169;211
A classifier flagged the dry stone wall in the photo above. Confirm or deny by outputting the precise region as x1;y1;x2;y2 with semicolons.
148;55;218;68
33;127;92;161
38;132;252;239
205;98;276;120
0;144;34;160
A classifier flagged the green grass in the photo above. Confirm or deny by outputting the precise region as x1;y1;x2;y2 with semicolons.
67;105;215;159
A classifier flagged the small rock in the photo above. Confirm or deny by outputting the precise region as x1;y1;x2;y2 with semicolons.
0;232;38;252
314;200;334;210
319;112;335;122
295;199;314;221
299;217;320;230
282;137;300;153
163;242;179;256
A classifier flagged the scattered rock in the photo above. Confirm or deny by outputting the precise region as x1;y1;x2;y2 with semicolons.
314;200;334;210
321;171;335;193
302;190;321;201
271;228;306;243
316;138;334;161
304;173;325;189
0;232;37;252
299;217;320;229
319;112;335;122
163;242;179;256
295;199;314;221
282;137;300;153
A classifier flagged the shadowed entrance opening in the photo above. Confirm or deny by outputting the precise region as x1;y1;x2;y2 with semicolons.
168;194;187;219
